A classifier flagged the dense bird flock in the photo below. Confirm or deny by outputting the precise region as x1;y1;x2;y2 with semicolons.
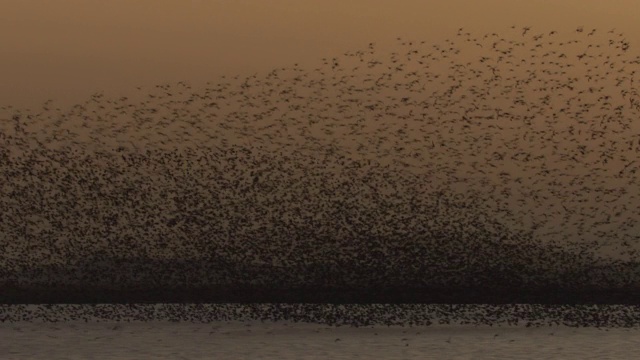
4;303;640;328
1;26;640;307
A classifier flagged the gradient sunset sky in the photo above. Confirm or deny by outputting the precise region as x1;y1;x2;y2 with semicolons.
1;0;640;271
2;0;640;110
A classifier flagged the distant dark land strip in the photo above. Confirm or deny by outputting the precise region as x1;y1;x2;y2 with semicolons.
3;283;640;305
3;253;640;304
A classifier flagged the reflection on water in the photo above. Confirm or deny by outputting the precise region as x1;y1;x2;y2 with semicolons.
2;318;639;359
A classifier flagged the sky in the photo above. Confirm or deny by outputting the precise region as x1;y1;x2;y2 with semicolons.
2;0;640;110
1;0;640;273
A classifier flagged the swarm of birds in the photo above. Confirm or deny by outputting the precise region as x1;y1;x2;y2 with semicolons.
3;303;640;328
1;26;640;308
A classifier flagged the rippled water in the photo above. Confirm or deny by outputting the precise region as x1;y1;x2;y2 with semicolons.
2;320;639;359
3;302;640;360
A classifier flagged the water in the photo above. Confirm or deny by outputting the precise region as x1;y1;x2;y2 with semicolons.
2;320;639;359
2;304;640;359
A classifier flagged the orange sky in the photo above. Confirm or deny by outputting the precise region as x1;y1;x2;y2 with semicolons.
1;1;639;265
2;0;639;110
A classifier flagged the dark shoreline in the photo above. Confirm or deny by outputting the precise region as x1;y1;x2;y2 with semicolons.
2;303;640;328
3;283;640;305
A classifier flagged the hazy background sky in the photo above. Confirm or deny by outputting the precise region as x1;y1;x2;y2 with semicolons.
1;0;640;271
2;0;640;110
